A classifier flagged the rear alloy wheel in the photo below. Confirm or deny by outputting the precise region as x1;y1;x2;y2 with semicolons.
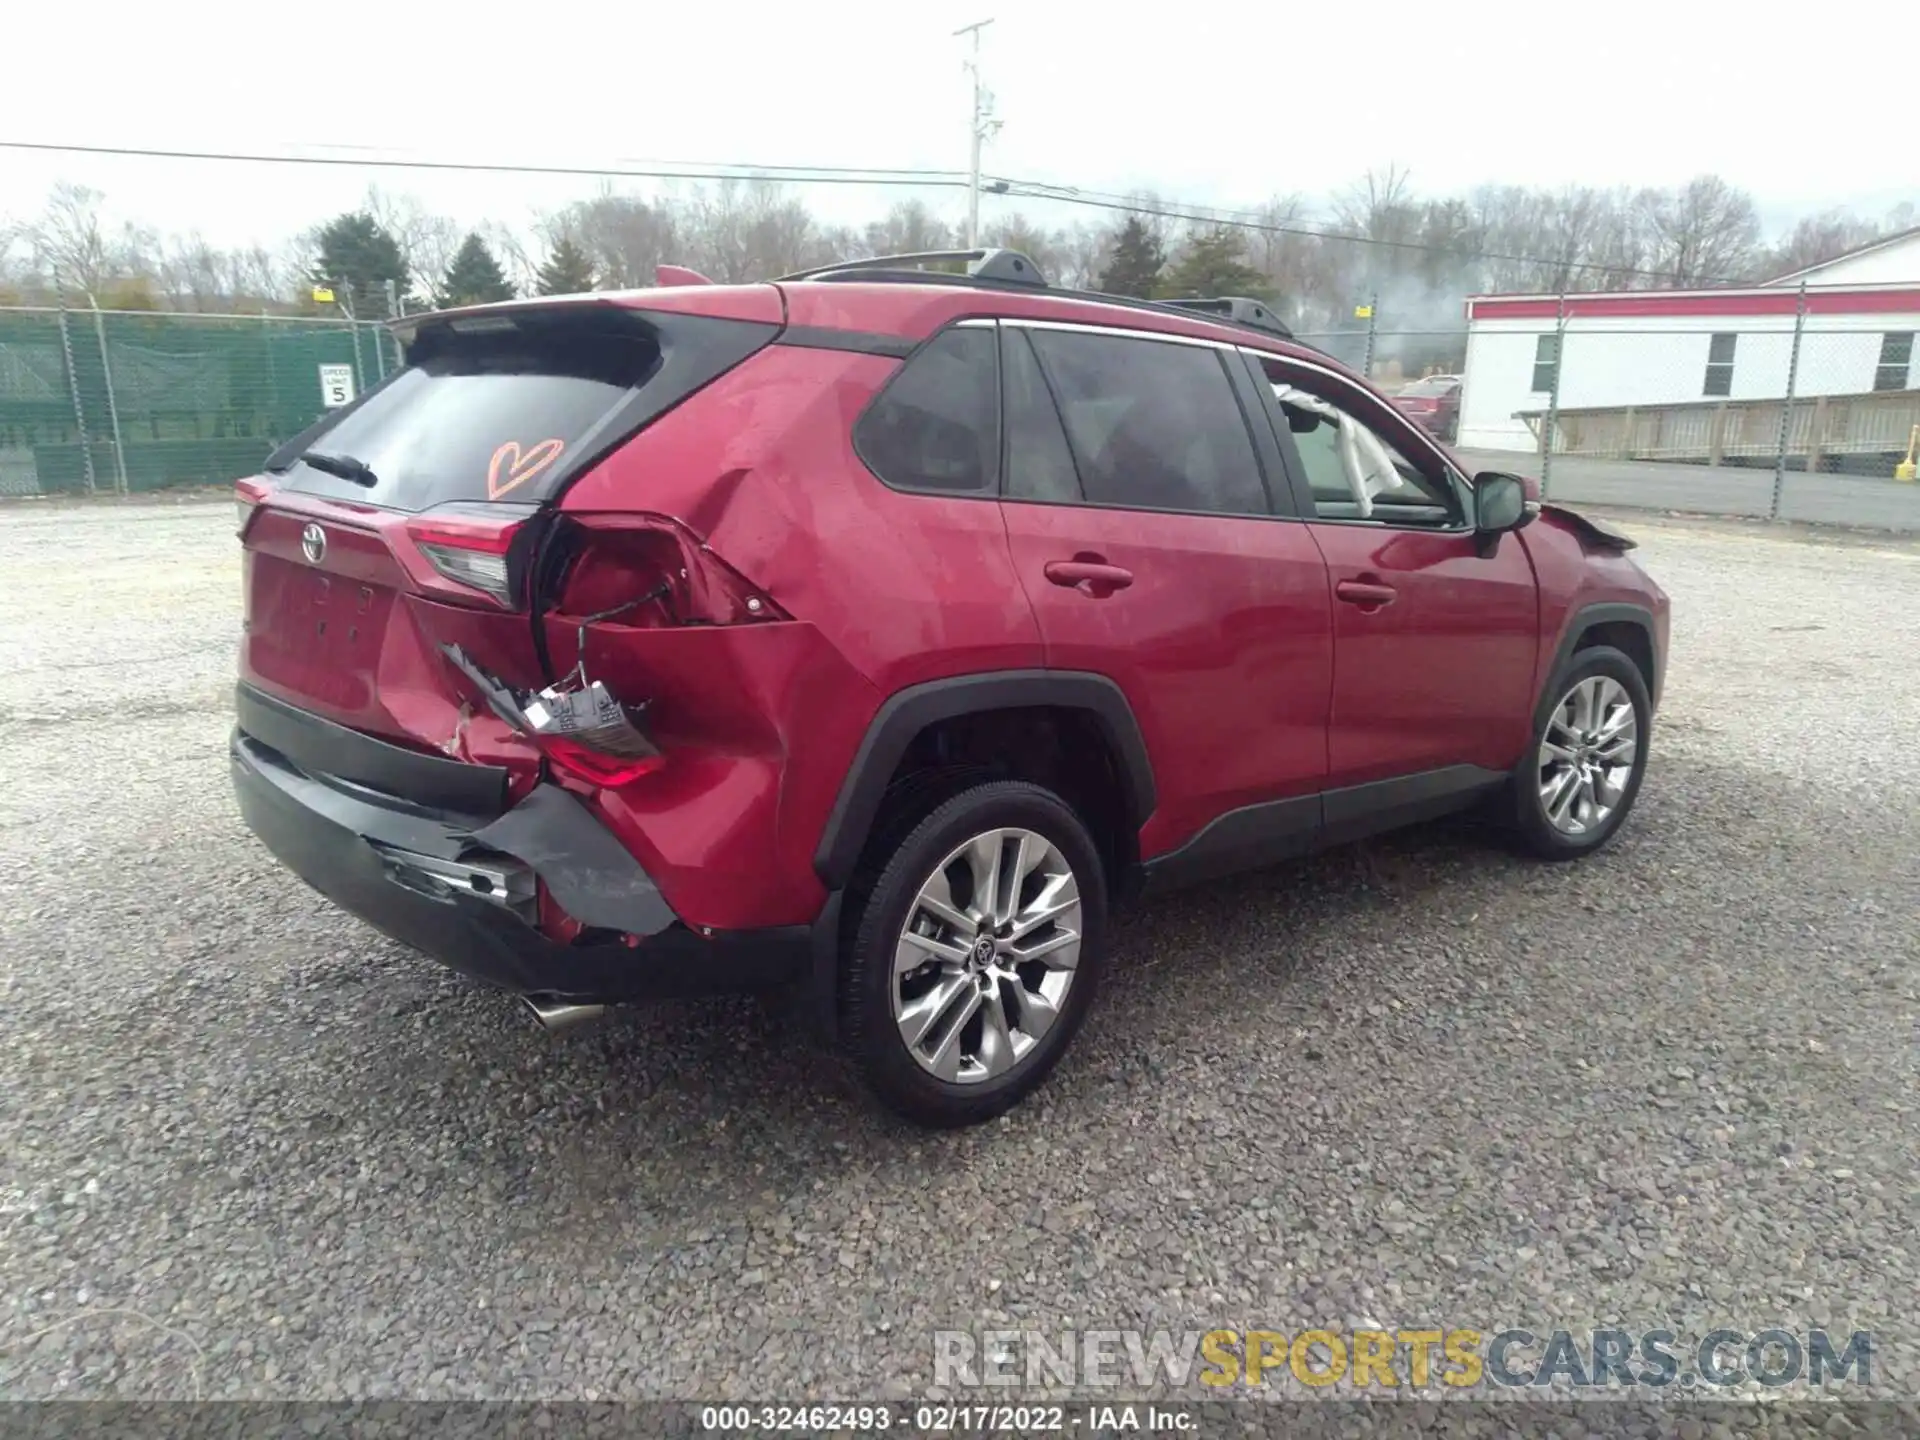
843;782;1107;1127
1511;646;1651;859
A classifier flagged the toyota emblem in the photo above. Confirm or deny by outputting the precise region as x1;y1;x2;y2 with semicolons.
301;523;327;565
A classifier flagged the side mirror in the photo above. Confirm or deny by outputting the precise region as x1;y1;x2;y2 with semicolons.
1473;472;1534;534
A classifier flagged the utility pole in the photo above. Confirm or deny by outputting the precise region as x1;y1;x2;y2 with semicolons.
954;18;999;249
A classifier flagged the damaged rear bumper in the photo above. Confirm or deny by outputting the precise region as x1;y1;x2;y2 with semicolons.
229;684;811;1004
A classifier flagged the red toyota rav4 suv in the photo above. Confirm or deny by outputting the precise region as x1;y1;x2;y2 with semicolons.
231;249;1668;1127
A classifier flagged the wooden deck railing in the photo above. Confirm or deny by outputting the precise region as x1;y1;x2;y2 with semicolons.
1514;389;1920;472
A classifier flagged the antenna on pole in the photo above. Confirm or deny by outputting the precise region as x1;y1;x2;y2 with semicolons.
953;17;999;250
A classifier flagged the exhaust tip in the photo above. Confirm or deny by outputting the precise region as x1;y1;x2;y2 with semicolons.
523;996;609;1034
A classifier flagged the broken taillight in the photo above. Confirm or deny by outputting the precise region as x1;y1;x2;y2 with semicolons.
551;513;788;627
440;643;666;790
406;514;525;607
537;736;666;788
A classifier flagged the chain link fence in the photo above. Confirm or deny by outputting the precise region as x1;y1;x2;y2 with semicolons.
0;306;399;496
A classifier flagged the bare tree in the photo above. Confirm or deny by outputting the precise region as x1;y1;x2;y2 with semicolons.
816;224;863;269
477;220;539;295
279;229;322;306
28;182;115;293
0;164;1853;330
675;181;838;282
0;217;31;293
861;199;955;257
1580;189;1651;292
1331;165;1420;290
550;188;680;288
211;243;287;309
1760;207;1900;280
1239;194;1329;320
982;213;1061;278
736;182;837;278
158;231;227;311
365;186;461;304
1638;174;1761;286
1049;221;1110;290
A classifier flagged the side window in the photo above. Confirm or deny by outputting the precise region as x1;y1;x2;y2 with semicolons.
1002;327;1083;504
1875;332;1914;392
1272;378;1461;527
1703;333;1737;397
854;326;998;494
1024;329;1269;516
1531;334;1559;393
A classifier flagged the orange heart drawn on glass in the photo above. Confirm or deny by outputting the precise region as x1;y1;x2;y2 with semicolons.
487;438;565;499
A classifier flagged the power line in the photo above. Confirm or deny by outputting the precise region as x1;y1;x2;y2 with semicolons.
4;137;1735;286
293;140;972;182
0;140;973;189
993;181;1732;285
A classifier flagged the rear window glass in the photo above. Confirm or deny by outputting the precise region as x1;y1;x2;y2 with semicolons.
1399;377;1458;396
273;314;662;511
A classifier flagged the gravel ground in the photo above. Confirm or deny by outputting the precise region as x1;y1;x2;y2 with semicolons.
1;500;1916;1429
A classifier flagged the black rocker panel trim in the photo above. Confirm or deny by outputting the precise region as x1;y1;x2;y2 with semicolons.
1138;764;1509;896
1316;764;1508;848
1136;793;1320;895
813;670;1157;889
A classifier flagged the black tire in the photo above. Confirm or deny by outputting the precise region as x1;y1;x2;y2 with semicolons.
1509;645;1652;860
840;780;1108;1128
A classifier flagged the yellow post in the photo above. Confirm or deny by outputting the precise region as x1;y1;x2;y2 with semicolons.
1897;425;1919;482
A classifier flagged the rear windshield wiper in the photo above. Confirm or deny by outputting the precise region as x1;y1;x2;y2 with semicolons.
299;450;379;486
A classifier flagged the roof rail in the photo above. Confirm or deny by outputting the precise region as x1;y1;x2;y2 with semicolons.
1159;295;1293;341
776;247;1305;348
777;248;1048;288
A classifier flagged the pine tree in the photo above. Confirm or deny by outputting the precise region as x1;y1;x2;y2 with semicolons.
436;233;515;308
535;234;597;296
1098;217;1165;298
311;212;410;317
1157;225;1272;301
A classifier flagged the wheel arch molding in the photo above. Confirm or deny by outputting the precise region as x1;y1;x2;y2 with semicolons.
1544;601;1661;712
811;670;1157;890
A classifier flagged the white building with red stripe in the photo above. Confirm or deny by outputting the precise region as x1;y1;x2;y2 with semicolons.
1457;228;1920;453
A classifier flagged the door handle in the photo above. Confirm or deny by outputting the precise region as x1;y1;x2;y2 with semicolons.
1045;560;1135;595
1335;579;1397;608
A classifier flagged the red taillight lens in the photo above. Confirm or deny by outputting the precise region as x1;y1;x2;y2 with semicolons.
405;515;524;607
235;477;271;537
538;736;666;788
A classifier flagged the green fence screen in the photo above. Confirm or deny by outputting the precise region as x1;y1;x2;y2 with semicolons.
0;307;402;496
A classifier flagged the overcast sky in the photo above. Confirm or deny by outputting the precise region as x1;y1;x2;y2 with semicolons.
4;0;1910;253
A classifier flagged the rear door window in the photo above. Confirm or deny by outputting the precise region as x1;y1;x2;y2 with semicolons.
854;326;999;495
1023;329;1269;516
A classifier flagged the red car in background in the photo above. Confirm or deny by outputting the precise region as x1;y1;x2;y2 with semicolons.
1393;373;1462;442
